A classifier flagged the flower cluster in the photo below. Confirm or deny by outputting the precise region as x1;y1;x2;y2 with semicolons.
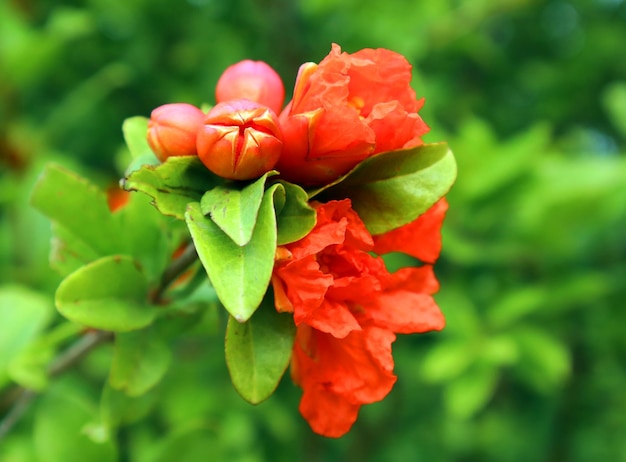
146;43;429;185
143;43;450;438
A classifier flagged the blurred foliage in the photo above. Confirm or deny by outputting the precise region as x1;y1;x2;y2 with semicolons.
1;0;626;461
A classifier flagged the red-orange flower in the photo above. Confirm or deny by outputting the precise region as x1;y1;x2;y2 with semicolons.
272;200;445;437
275;44;430;186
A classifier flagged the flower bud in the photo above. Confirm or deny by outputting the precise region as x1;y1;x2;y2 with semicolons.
197;99;283;180
216;60;285;115
147;103;205;162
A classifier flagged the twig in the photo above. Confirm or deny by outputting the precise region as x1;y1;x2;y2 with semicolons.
0;242;199;441
150;241;198;304
0;330;113;441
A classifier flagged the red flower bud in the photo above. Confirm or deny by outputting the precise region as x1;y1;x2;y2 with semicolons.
197;99;283;180
147;103;205;162
216;60;285;115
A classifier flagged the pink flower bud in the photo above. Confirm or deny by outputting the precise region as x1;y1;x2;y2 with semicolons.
147;103;205;162
197;99;283;180
215;60;285;115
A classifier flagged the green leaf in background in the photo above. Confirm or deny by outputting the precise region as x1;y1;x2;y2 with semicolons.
109;327;171;396
225;299;296;404
420;339;476;383
30;163;123;255
444;363;499;419
511;326;571;392
8;322;82;391
312;142;457;235
486;286;547;330
275;181;316;245
602;81;626;137
200;172;276;246
122;156;222;220
0;284;54;388
49;222;102;277
96;382;157;442
34;378;117;462
55;255;155;332
185;188;278;322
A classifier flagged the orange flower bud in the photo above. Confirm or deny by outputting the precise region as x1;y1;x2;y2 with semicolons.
216;60;285;115
197;99;283;180
147;103;205;162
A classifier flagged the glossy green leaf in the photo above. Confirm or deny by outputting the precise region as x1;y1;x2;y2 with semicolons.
30;163;123;255
275;181;316;245
122;156;222;220
122;116;152;159
312;142;457;234
225;300;296;404
0;285;54;388
200;172;276;246
109;327;171;396
185;189;277;322
55;255;155;332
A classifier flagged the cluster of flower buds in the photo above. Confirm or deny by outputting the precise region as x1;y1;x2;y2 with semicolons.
146;60;285;181
146;44;430;186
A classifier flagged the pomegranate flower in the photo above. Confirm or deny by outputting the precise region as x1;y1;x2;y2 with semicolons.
276;44;430;185
272;200;446;437
196;99;283;180
147;103;205;162
216;60;285;115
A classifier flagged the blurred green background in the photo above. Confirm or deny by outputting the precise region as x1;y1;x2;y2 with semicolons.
1;0;625;460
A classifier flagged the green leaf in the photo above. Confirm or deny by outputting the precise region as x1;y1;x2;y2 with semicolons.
200;172;276;246
122;156;222;220
511;326;570;392
275;181;316;245
0;285;53;388
109;327;171;396
8;322;82;391
34;378;117;462
602;81;626;137
116;192;175;281
50;223;102;277
185;188;277;322
225;299;296;404
30;163;123;255
420;339;476;383
312;142;457;234
122;116;152;159
55;255;156;332
444;363;498;419
99;382;156;435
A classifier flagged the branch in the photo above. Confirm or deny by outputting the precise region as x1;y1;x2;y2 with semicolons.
0;330;112;441
150;241;198;304
0;242;199;441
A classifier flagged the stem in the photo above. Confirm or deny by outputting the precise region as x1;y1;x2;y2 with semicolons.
0;242;199;441
0;330;112;441
151;241;198;304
